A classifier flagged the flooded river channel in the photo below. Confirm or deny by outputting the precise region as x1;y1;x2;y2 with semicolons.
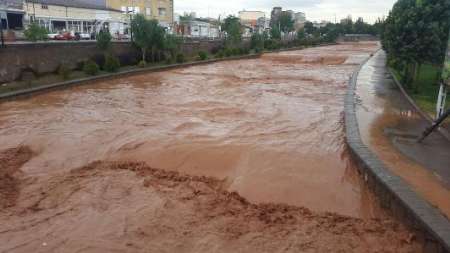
0;43;421;252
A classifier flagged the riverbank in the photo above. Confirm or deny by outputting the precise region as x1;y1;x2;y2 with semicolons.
347;49;450;252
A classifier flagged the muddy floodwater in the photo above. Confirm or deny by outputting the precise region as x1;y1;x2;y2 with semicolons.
0;43;421;252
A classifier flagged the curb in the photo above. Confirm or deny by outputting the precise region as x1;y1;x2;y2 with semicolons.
0;54;262;101
388;68;450;141
345;50;450;253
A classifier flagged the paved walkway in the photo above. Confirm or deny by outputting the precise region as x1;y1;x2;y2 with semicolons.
355;50;450;218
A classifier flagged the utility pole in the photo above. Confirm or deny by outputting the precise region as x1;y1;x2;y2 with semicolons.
0;18;4;48
128;11;133;41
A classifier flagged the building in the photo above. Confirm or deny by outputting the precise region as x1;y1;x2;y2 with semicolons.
24;0;125;36
313;20;330;29
238;10;265;22
238;10;267;35
270;7;306;31
0;0;25;32
105;0;173;28
177;19;220;39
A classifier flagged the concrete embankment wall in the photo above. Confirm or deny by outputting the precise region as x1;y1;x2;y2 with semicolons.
345;52;450;253
0;40;224;83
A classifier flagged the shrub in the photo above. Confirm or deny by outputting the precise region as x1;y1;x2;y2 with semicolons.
198;51;208;61
176;53;185;63
103;54;121;72
165;57;174;64
224;48;233;57
250;33;264;52
58;64;71;80
232;48;241;56
83;60;100;76
24;23;48;42
97;29;112;52
138;60;147;68
264;39;281;50
215;50;224;59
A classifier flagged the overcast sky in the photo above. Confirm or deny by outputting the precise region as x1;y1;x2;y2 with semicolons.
174;0;396;23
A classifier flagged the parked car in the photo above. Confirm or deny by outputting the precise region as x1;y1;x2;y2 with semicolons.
74;32;91;40
47;33;59;40
115;33;131;40
54;32;74;40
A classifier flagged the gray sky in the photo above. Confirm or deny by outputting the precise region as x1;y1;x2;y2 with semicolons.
174;0;396;23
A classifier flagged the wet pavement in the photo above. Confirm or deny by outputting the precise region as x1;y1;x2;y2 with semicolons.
0;43;381;218
355;50;450;218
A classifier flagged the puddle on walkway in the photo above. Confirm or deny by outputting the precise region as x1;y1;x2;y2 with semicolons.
356;50;450;218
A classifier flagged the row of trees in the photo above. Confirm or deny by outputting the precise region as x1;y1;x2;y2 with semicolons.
381;0;450;90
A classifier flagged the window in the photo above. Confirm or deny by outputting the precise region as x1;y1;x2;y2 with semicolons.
127;6;133;12
158;8;166;16
41;4;48;9
146;7;151;16
121;6;126;12
134;7;140;14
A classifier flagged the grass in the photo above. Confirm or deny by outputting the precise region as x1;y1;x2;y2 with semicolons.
392;64;449;117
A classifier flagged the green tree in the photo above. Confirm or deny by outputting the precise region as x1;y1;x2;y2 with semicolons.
131;14;165;64
96;29;112;52
164;34;182;61
250;33;265;51
278;12;295;33
382;0;450;90
304;21;316;35
223;15;242;47
341;15;353;34
131;14;152;64
270;25;281;40
24;23;48;42
297;29;306;40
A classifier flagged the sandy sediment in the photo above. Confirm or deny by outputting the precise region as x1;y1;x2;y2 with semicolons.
0;146;33;209
0;148;420;253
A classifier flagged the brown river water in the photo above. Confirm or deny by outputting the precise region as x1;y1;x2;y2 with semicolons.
0;43;421;252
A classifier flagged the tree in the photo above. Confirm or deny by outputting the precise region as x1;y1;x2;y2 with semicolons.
24;23;48;42
96;29;112;52
131;14;165;64
270;25;281;40
297;29;306;40
382;0;450;90
250;33;265;51
278;12;294;33
341;15;353;34
304;21;316;35
131;14;152;64
164;34;182;61
222;15;242;47
353;17;366;34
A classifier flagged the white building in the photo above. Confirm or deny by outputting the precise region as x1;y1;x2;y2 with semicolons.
24;0;125;36
238;10;265;21
178;19;219;39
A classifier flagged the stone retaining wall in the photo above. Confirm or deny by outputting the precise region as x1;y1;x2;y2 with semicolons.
0;40;224;83
0;54;261;101
345;52;450;253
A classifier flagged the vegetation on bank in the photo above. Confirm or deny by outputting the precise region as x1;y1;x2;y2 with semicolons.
2;13;351;95
381;0;450;115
